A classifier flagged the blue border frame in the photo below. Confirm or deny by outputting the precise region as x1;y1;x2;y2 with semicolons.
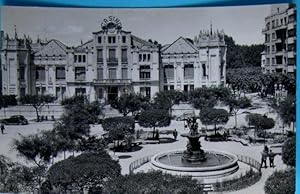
0;0;298;193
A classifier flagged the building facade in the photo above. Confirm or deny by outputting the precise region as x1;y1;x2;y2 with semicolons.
1;16;226;102
261;4;296;75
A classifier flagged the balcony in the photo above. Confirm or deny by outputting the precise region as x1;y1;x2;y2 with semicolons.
121;58;128;64
107;57;118;65
93;79;132;86
97;58;103;63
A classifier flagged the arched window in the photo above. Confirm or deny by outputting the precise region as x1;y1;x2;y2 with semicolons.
164;65;174;80
184;64;194;79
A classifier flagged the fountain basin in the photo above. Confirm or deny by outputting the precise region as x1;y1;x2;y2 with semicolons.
151;150;239;178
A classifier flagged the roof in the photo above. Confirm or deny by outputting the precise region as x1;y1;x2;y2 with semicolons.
74;39;93;52
34;39;67;56
131;35;157;48
162;37;198;54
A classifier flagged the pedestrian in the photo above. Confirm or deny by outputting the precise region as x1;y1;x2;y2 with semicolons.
173;129;178;140
268;150;276;168
155;129;159;140
260;149;268;169
1;124;5;134
264;145;269;153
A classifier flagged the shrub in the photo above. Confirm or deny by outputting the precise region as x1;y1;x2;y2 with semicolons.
282;136;295;167
264;169;295;194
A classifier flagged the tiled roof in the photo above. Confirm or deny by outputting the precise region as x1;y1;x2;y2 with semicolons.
34;39;67;56
131;35;157;48
162;37;198;54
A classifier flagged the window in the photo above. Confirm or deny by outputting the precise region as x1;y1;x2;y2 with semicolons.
78;55;82;63
36;87;46;95
288;58;295;65
83;55;86;63
121;49;128;63
97;49;103;62
75;67;86;81
184;85;189;92
220;63;224;78
288;29;295;37
98;36;102;44
97;68;103;80
56;67;65;80
190;85;194;91
164;65;174;80
75;88;86;96
184;64;194;79
122;68;128;79
56;87;66;99
147;54;151;61
202;64;207;77
140;87;151;98
272;20;275;28
74;55;77;63
36;67;45;81
164;86;168;91
108;49;116;62
108;68;117;79
272;33;275;40
108;36;116;44
19;66;25;81
272;58;275;65
266;58;270;65
170;85;174;90
272;45;275;52
122;36;126;43
20;88;26;97
139;54;142;62
139;65;151;79
143;54;146;62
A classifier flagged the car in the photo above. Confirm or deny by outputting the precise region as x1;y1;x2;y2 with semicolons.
1;115;29;125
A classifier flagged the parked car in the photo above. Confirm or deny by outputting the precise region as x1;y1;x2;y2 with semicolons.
1;115;29;125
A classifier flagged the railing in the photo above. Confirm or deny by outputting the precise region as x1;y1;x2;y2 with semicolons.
107;57;118;64
128;154;261;192
129;154;153;174
93;79;131;85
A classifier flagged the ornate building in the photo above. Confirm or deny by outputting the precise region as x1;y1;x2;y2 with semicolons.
1;16;226;102
161;28;226;92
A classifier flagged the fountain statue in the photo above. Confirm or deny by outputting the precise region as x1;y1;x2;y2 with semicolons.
181;116;206;163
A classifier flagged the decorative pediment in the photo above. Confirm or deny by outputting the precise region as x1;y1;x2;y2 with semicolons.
162;37;198;55
35;39;67;57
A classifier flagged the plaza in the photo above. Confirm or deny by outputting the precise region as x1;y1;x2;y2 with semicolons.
0;92;293;193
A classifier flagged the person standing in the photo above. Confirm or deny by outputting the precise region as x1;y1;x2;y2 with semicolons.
260;149;268;169
1;124;5;134
173;129;178;140
268;150;276;168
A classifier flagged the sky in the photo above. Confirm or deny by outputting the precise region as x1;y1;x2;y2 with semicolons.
1;4;283;46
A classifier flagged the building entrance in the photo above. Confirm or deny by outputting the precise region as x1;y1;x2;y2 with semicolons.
107;86;118;102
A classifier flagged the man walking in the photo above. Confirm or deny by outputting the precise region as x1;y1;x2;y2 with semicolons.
1;124;5;134
260;149;268;170
268;150;276;168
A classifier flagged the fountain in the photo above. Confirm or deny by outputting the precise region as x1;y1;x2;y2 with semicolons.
151;116;239;178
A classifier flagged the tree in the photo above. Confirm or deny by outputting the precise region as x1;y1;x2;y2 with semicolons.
225;96;251;128
199;108;229;134
189;87;217;110
282;136;295;167
264;169;295;194
138;109;171;139
111;93;143;116
102;116;135;148
48;152;121;193
103;171;203;194
278;95;296;132
153;90;184;116
19;95;55;121
13;131;57;168
0;155;39;193
246;113;275;141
